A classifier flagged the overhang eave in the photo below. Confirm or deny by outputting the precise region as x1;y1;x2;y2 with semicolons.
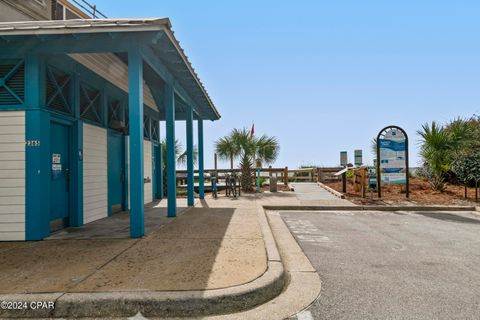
0;18;220;121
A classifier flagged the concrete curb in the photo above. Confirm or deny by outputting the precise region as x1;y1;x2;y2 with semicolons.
471;207;480;217
198;208;322;320
0;207;287;318
317;182;345;199
263;205;477;212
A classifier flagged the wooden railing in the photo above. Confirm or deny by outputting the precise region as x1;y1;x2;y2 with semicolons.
175;166;341;185
176;167;290;185
317;167;343;183
176;166;345;186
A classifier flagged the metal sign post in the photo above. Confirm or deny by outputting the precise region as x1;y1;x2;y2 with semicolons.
376;126;409;199
367;166;377;204
342;172;347;193
340;151;348;193
256;159;262;193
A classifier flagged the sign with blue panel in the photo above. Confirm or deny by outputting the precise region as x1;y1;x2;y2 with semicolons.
376;125;410;198
379;129;406;184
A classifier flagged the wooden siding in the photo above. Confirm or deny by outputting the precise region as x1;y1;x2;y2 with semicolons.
126;139;153;207
69;53;158;111
83;123;108;224
0;111;25;241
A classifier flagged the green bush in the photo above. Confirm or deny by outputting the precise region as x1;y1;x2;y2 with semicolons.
451;150;480;187
346;170;354;179
417;115;480;191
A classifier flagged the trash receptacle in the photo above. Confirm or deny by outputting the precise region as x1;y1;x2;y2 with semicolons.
269;176;278;192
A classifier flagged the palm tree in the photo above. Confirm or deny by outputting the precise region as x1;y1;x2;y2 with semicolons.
177;145;198;167
417;122;451;191
161;139;198;167
215;135;240;169
231;128;256;191
254;134;280;165
215;128;280;192
160;139;197;196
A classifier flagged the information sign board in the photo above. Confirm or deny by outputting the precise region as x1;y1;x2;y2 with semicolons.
379;129;406;184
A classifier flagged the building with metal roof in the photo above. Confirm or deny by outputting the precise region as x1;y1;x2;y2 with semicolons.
0;2;219;240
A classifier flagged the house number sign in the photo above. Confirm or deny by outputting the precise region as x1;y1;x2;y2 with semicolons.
26;140;41;147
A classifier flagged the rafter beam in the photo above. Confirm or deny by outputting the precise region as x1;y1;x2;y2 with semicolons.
141;45;202;117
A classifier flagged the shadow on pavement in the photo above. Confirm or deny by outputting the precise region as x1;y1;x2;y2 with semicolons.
414;212;480;224
0;205;266;293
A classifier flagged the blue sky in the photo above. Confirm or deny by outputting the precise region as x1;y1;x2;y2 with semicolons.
93;0;480;169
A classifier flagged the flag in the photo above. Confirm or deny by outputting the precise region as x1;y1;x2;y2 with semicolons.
250;122;255;138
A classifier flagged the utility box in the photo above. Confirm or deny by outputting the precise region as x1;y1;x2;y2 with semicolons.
270;177;278;192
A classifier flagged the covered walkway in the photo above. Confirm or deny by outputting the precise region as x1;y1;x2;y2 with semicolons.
0;19;220;240
46;199;196;240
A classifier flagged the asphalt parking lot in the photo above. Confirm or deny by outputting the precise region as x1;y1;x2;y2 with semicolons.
282;210;480;320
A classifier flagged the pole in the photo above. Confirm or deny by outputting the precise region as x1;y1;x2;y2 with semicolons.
476;181;478;201
165;83;177;218
362;168;366;198
257;168;261;193
405;130;410;199
342;172;347;193
197;120;204;200
186;105;194;207
128;48;145;237
376;133;382;199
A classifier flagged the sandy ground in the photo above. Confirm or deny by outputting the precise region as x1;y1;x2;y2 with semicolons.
325;177;480;206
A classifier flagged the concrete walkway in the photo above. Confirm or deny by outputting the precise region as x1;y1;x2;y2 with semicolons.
291;182;355;206
0;189;330;318
47;199;198;240
0;197;266;294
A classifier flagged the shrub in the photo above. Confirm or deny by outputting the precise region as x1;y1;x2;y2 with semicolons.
416;163;447;192
451;151;480;187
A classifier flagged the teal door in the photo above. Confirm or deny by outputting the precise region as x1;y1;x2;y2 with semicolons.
108;131;125;214
50;122;70;222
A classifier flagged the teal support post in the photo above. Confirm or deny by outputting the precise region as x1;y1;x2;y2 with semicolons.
123;135;129;210
128;48;144;238
186;105;194;206
71;120;83;227
25;54;50;240
165;83;176;217
198;119;205;199
152;140;156;201
158;142;163;199
72;71;83;227
25;111;50;240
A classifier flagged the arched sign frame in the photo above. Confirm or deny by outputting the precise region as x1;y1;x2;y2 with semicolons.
376;125;410;199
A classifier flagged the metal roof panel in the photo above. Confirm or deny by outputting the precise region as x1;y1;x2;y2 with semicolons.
0;18;219;120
